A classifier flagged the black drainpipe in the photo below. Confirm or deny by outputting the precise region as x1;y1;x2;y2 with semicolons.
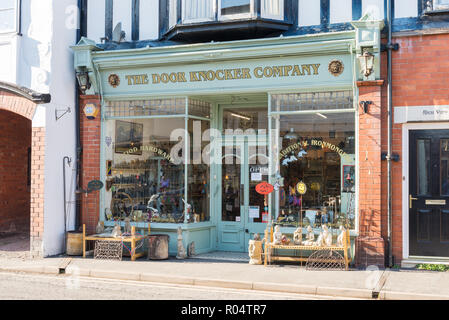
74;0;87;231
385;0;399;268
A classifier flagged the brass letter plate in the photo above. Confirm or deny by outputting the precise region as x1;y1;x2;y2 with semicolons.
426;199;446;205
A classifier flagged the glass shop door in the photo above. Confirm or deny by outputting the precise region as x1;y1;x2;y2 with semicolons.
218;136;269;252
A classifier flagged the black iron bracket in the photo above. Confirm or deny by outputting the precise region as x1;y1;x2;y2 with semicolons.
381;152;400;162
359;101;373;114
381;43;400;52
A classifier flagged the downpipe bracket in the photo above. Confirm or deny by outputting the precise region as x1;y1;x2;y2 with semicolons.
381;43;400;52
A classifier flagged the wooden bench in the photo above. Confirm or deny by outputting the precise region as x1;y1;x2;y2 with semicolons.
82;224;150;261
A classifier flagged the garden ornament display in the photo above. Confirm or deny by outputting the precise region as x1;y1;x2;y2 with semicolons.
176;226;187;259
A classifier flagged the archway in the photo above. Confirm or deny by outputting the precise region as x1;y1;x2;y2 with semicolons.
0;81;50;258
0;110;31;256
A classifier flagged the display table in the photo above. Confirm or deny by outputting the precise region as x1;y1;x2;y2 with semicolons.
263;229;351;270
82;224;150;261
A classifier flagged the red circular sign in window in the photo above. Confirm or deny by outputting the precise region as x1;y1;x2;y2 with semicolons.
255;182;274;195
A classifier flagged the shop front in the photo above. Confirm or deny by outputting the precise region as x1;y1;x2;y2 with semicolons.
73;19;384;262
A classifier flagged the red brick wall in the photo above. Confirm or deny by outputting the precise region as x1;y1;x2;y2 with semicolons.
0;110;31;232
356;81;385;268
80;95;101;234
380;33;449;264
30;127;45;258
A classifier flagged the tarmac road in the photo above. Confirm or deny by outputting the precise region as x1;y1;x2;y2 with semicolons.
0;271;354;300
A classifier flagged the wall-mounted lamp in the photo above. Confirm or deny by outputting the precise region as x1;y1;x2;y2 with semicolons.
76;68;91;94
359;101;373;114
358;49;375;78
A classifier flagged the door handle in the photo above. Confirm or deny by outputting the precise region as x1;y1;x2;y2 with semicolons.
409;195;418;209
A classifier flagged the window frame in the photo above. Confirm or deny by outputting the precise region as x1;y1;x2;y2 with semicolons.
0;0;20;34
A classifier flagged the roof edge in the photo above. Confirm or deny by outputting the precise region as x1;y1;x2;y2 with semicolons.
0;81;51;104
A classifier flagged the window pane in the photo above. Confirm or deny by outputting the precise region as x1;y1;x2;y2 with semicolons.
417;139;431;196
271;91;353;113
183;0;214;21
0;9;15;32
222;146;242;221
104;98;186;118
221;0;250;15
188;99;211;118
261;0;283;18
104;118;186;224
187;119;210;222
274;111;356;230
441;139;449;196
222;107;267;133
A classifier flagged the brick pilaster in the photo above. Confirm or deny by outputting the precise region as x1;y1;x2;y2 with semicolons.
30;127;45;258
356;80;385;268
79;95;101;234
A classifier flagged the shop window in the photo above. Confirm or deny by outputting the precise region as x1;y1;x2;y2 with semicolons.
187;118;211;222
271;91;356;231
103;98;211;224
0;0;18;33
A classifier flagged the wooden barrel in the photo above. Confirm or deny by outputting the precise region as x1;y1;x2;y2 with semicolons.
147;234;169;260
66;231;83;256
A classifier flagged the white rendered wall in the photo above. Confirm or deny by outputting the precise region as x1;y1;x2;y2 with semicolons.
14;0;77;256
43;0;77;257
395;0;418;18
298;0;321;26
362;0;384;19
0;37;18;83
113;0;132;41
330;0;352;24
140;0;159;40
87;0;106;43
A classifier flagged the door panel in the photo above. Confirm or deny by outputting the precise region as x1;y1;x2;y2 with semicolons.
409;130;449;257
218;142;245;251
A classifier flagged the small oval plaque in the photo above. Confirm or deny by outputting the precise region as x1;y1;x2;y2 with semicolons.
87;180;104;191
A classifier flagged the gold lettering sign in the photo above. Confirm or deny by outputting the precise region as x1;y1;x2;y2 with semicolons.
124;64;321;86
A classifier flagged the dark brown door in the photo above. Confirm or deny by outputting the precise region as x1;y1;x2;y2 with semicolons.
409;130;449;257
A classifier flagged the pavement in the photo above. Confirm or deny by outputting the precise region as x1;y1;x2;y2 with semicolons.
0;251;448;300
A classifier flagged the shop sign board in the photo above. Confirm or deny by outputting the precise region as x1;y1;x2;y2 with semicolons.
100;54;352;96
255;182;274;195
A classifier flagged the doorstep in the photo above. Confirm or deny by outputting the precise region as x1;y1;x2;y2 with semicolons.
401;257;449;269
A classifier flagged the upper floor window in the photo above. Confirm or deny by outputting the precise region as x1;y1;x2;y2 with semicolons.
434;0;449;9
172;0;284;27
425;0;449;12
164;0;289;41
0;0;18;33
